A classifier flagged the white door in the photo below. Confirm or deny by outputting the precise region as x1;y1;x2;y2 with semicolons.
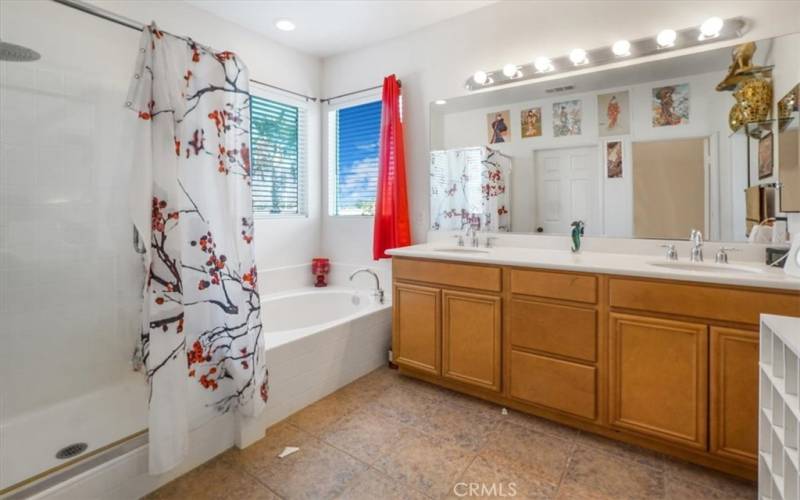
534;146;600;235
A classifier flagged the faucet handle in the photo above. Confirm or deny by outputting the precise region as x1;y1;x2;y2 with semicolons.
714;247;739;264
452;234;465;247
660;244;678;261
485;236;499;248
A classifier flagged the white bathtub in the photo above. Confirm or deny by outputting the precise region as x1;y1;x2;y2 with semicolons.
239;285;392;446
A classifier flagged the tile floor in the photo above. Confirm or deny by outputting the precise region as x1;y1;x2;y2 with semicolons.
145;367;756;499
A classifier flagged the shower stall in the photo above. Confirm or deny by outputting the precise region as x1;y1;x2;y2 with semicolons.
0;0;147;494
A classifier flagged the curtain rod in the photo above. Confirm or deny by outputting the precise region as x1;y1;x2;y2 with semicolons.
321;80;400;104
50;0;319;102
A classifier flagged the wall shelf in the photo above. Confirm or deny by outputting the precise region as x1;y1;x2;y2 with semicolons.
760;314;800;500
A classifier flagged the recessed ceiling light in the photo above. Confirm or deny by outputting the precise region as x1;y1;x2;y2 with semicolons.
275;19;296;31
434;99;447;105
657;29;677;48
612;40;631;57
699;17;724;40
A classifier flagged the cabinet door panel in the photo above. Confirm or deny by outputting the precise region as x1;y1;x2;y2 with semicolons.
710;327;758;465
393;283;440;375
442;290;501;391
609;313;708;449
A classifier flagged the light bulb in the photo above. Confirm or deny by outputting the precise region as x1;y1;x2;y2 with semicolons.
275;19;296;31
533;56;553;73
502;64;519;78
699;17;724;40
612;40;631;57
569;48;588;66
434;99;447;105
657;29;677;48
472;70;488;85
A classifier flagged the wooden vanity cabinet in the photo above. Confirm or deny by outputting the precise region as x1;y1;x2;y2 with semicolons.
710;326;759;465
392;256;800;480
609;313;708;449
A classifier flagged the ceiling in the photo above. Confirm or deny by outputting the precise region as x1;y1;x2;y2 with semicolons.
186;0;496;58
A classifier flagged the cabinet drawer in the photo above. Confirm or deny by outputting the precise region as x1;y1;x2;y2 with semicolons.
511;269;597;304
609;278;800;325
510;299;597;362
393;258;501;292
509;350;596;420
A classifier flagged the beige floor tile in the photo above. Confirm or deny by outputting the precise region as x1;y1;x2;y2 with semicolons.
664;458;756;500
415;397;501;452
337;468;430;500
373;429;475;498
502;410;579;442
244;437;368;500
480;421;572;485
368;384;438;426
557;446;665;500
226;421;313;473
665;475;756;500
443;454;557;499
320;406;412;464
144;455;278;500
287;391;361;435
574;430;665;471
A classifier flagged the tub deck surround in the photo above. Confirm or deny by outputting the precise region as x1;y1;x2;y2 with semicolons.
388;248;800;481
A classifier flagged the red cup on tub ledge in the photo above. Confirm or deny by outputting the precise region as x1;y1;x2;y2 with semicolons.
311;258;330;287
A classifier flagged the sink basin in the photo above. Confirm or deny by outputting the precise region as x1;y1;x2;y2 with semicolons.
433;247;490;254
648;261;763;274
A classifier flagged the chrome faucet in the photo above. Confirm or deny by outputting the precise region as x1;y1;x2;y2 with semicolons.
465;226;480;248
690;229;704;262
660;244;679;261
349;268;384;304
570;220;585;253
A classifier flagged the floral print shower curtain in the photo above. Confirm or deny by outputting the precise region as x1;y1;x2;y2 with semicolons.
430;146;511;232
127;24;267;474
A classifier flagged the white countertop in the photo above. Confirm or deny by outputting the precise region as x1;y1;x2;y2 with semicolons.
387;244;800;291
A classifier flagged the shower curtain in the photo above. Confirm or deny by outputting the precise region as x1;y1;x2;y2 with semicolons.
127;24;267;474
430;146;511;231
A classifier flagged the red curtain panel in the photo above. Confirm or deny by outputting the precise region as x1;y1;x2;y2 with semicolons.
373;74;411;259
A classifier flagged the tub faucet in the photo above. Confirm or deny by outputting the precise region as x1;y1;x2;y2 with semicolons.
349;268;384;304
570;220;585;253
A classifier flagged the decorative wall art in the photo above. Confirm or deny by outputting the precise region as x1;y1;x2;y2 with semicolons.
759;132;774;179
652;83;690;127
597;91;630;136
521;107;542;138
487;110;511;143
552;99;582;136
606;140;623;178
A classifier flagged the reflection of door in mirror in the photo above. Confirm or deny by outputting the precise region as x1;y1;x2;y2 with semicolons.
534;146;600;235
633;138;708;239
779;117;799;212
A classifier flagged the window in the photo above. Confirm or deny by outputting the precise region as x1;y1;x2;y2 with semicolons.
328;100;382;216
250;94;307;215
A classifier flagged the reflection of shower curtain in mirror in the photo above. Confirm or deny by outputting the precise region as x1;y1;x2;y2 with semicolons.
430;146;510;231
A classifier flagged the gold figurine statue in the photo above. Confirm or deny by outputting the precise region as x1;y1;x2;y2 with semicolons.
716;42;758;91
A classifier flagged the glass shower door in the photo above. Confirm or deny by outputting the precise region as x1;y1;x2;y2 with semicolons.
0;0;147;491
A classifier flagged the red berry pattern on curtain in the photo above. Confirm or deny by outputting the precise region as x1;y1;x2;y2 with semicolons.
373;74;411;259
127;24;267;474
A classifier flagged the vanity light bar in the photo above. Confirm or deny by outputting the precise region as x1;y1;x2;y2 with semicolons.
464;17;746;91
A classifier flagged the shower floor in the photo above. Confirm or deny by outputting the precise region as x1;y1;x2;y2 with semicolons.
0;377;147;492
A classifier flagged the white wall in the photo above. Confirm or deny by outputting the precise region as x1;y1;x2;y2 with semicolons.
321;0;800;260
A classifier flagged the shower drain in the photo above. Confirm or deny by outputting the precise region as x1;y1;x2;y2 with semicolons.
55;442;88;460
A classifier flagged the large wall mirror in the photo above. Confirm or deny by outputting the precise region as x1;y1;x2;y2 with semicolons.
429;33;800;242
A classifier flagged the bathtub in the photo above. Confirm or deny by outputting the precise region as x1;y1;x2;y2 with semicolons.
240;285;392;445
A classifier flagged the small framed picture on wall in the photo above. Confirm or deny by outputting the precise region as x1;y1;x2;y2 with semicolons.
758;132;774;179
605;140;623;178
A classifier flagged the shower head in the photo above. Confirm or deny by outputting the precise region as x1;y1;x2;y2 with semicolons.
0;40;40;62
